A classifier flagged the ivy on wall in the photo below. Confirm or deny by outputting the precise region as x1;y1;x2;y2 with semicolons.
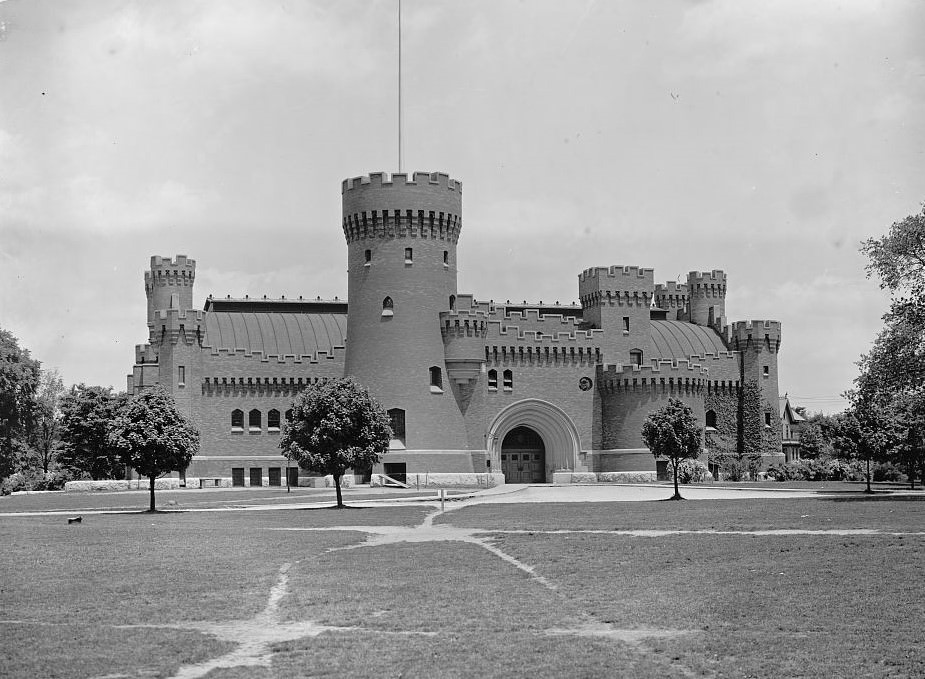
704;391;737;463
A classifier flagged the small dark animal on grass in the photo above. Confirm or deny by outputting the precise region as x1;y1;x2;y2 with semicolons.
67;516;82;524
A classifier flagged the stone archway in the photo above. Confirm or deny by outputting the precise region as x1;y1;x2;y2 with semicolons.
486;399;581;482
500;426;546;483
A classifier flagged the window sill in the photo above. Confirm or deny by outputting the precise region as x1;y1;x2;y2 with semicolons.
381;309;394;317
503;387;513;392
488;387;498;392
405;260;413;266
430;386;444;394
178;383;185;388
705;426;717;433
622;331;630;336
249;428;262;434
267;428;280;434
364;262;371;268
231;428;244;434
389;439;406;450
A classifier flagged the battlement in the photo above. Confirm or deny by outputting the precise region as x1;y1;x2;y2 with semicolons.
342;171;462;194
654;281;688;295
343;208;461;244
729;319;782;351
484;317;604;365
687;270;727;293
578;265;654;284
440;309;490;337
598;359;709;393
145;255;196;290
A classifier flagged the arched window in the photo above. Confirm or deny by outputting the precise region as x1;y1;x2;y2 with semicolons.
430;366;443;392
231;409;244;431
443;250;449;265
268;409;281;431
364;249;371;264
249;409;261;432
629;349;643;367
705;410;717;428
404;247;413;263
388;408;406;445
488;369;498;390
382;296;394;317
503;369;513;390
449;295;456;311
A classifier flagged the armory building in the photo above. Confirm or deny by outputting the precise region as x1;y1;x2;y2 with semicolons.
129;171;783;487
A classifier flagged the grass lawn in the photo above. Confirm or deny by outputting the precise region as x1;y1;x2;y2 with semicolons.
1;495;922;678
0;486;468;514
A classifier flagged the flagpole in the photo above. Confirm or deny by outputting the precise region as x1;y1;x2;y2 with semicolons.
398;0;403;173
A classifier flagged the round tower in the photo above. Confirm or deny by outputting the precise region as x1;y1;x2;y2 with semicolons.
687;270;726;328
145;255;196;324
342;171;470;459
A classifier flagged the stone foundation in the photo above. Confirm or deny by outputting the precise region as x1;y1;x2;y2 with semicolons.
370;472;504;489
552;471;658;484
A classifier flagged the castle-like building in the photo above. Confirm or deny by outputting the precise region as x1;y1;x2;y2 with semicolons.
129;171;783;487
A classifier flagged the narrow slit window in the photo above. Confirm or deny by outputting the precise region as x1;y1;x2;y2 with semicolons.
443;250;449;265
404;247;413;263
449;295;456;311
763;365;769;376
488;369;498;390
765;412;772;427
623;317;630;332
249;409;261;432
503;369;513;390
430;366;443;392
364;249;371;264
178;365;185;385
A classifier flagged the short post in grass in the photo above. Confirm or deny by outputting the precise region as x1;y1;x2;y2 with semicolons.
641;397;703;501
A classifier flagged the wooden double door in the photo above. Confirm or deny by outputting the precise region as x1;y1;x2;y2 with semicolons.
500;426;546;483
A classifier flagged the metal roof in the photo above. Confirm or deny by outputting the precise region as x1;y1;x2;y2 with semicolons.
203;310;347;356
649;320;728;359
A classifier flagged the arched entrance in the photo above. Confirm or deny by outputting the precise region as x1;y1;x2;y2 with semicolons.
486;398;582;482
500;427;546;483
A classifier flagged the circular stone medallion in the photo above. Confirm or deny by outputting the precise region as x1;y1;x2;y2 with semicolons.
578;377;593;391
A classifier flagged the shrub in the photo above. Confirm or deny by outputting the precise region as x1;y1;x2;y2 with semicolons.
766;462;804;481
667;458;710;484
872;462;905;482
823;459;852;481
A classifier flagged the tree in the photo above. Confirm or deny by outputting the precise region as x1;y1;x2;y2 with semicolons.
28;369;65;475
641;397;703;500
108;386;199;512
855;204;925;487
279;377;390;508
0;328;41;480
58;385;129;479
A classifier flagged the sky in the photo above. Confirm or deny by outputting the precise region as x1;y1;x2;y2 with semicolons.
1;0;923;413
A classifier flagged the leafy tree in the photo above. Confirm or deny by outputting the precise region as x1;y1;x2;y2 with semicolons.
108;386;199;512
58;385;129;479
797;422;828;459
28;369;65;475
0;328;41;480
641;397;703;500
853;204;925;487
279;377;390;508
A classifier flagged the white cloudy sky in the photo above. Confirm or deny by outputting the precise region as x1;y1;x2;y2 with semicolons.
2;0;923;413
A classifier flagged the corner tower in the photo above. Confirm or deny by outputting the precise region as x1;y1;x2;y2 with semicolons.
342;172;472;466
145;255;196;325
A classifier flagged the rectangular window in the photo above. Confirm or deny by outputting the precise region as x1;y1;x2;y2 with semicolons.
177;365;185;386
622;317;630;332
430;366;443;392
388;409;406;444
404;247;413;263
765;413;772;427
763;365;769;376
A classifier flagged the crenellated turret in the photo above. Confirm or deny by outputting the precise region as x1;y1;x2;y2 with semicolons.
343;171;471;457
578;265;654;366
730;319;783;466
145;255;196;325
687;270;726;329
653;281;689;321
